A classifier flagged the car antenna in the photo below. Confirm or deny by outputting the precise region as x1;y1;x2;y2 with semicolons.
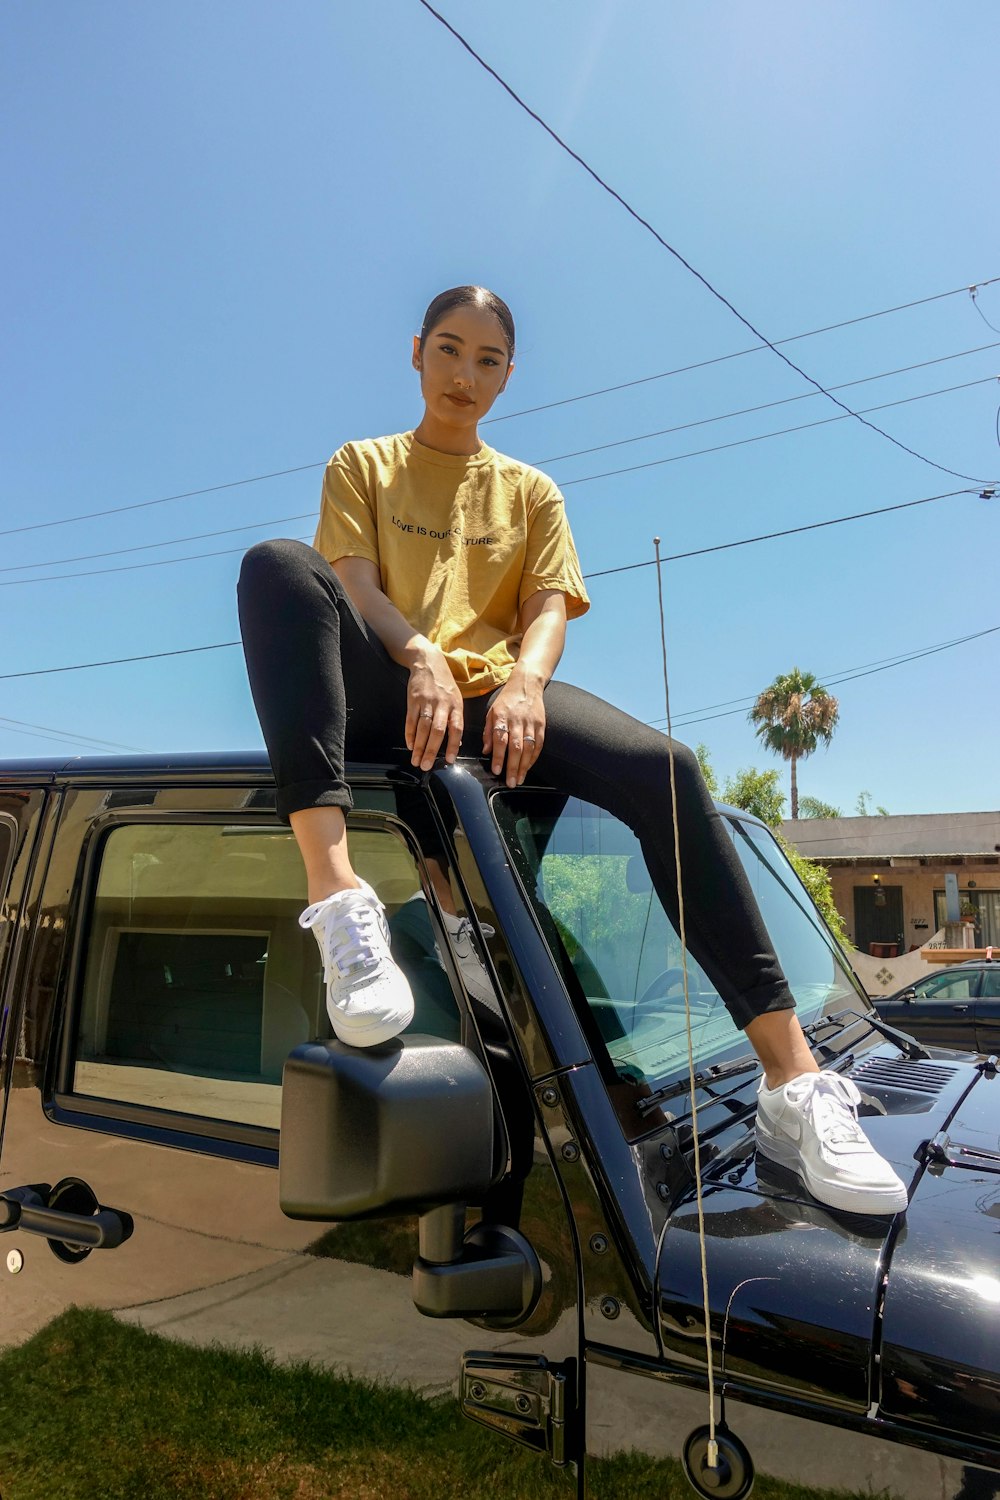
654;536;721;1473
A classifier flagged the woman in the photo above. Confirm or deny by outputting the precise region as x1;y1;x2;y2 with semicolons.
237;284;906;1217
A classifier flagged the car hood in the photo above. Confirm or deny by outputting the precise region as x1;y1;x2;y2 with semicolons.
654;1052;1000;1447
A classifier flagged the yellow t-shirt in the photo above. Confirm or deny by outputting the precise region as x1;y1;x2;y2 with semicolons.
313;432;590;697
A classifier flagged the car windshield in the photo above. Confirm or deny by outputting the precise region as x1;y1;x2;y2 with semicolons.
493;790;863;1109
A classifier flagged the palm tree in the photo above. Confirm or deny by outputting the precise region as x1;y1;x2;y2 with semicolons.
749;668;840;819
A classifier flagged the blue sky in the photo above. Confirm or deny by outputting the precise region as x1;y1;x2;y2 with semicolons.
3;1;998;815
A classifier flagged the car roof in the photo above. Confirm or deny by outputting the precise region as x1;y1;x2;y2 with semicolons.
920;959;997;971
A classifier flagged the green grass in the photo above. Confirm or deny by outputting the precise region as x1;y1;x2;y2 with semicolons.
0;1308;895;1500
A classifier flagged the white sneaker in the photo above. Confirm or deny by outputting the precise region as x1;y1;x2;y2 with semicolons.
299;880;414;1048
399;893;499;1013
440;910;498;1011
756;1070;908;1216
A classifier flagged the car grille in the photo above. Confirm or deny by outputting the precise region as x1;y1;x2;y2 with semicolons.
850;1055;959;1097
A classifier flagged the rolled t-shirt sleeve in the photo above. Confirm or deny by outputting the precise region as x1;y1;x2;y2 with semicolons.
313;445;381;567
519;475;590;619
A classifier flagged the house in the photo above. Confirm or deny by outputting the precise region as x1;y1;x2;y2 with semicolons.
780;810;1000;995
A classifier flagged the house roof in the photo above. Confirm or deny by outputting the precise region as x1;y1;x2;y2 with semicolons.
780;811;1000;862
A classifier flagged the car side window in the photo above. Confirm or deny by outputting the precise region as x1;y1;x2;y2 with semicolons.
980;968;1000;999
918;971;977;1001
69;820;458;1133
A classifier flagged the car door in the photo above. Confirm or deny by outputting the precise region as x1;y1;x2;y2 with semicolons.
976;966;1000;1053
0;769;583;1496
900;968;982;1049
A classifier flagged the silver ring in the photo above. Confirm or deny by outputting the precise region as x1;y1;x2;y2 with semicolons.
493;723;508;735
523;736;535;744
420;711;433;720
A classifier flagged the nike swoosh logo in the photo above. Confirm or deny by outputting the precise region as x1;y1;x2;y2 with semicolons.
780;1114;803;1143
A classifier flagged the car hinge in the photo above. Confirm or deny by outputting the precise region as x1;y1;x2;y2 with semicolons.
461;1351;576;1466
916;1129;1000;1174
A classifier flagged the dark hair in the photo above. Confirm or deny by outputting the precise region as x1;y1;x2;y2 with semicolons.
419;285;515;361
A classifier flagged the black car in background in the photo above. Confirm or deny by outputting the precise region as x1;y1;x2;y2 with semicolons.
876;961;1000;1053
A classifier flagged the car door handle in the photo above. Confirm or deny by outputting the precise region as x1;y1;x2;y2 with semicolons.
1;1181;133;1253
952;1005;969;1014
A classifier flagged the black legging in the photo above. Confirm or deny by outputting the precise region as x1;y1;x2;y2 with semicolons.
237;539;794;1030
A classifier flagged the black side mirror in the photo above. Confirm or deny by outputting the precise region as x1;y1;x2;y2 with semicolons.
279;1035;541;1324
279;1035;497;1221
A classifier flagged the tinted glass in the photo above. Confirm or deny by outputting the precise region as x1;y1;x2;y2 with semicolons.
917;971;977;1001
72;821;458;1129
494;792;859;1098
981;968;1000;999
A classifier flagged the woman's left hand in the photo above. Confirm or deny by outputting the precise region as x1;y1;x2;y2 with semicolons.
484;670;546;788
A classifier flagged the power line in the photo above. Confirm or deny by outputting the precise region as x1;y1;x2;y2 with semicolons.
655;625;1000;731
970;283;1000;337
651;634;979;724
0;482;990;681
0;514;316;575
3;622;995;751
557;377;997;492
0;716;143;752
416;0;998;487
487;278;1000;425
679;626;1000;722
534;341;1000;469
0;642;242;683
2;381;993;589
1;277;997;546
6;345;996;578
0;540;292;587
584;486;978;582
0;462;325;542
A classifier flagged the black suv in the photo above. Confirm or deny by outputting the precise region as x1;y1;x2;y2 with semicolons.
1;751;998;1500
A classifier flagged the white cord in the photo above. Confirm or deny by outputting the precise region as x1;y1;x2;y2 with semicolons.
654;536;719;1469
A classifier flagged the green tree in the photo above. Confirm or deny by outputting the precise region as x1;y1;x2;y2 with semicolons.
749;668;840;820
799;795;843;819
855;790;889;816
694;742;719;796
780;838;852;950
721;766;786;828
699;745;849;948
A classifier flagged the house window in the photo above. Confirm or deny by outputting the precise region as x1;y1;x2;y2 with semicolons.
933;889;1000;946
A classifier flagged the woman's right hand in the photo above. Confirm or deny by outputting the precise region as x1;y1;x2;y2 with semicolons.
406;647;464;771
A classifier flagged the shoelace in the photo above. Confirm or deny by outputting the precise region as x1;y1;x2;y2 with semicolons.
451;915;496;956
324;898;387;982
785;1072;868;1148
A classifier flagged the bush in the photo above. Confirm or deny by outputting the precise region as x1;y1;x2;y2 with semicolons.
779;835;852;951
696;743;851;950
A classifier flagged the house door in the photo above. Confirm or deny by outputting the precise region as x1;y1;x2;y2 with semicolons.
853;884;904;954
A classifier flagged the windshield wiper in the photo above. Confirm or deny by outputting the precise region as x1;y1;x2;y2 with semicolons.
860;1011;931;1061
634;1006;929;1120
803;1003;930;1061
636;1056;761;1117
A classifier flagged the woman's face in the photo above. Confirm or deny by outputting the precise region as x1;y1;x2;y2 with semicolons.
412;302;513;430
